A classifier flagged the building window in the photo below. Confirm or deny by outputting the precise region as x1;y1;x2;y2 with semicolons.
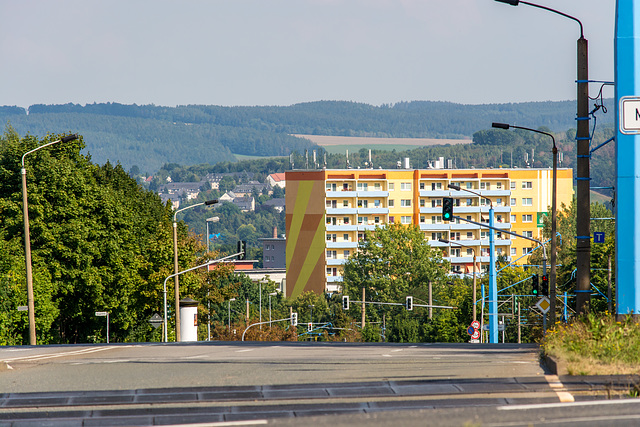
401;199;411;207
523;231;533;238
431;215;442;224
511;198;516;206
326;250;337;259
343;233;349;241
401;216;411;224
432;182;442;190
466;248;474;256
374;216;380;224
344;250;350;258
389;183;395;190
343;200;348;207
522;198;533;206
522;248;529;256
401;182;411;191
343;217;350;224
389;216;395;223
374;183;381;190
466;182;473;189
420;199;425;207
389;199;395;208
326;183;337;192
511;248;517;256
497;182;502;189
466;232;473;239
496;198;502;206
357;182;369;191
431;199;442;207
522;181;533;189
510;214;517;223
522;214;533;223
420;216;426;223
510;181;516;190
420;182;425;190
374;199;381;207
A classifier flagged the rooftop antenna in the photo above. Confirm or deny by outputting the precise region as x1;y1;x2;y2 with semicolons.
305;150;309;169
323;152;327;168
346;149;350;169
368;149;373;169
313;150;318;169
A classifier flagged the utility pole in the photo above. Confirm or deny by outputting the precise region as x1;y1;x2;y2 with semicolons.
428;281;433;320
575;35;591;314
361;287;366;329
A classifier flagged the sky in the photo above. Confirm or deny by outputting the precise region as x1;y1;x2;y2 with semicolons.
0;0;616;109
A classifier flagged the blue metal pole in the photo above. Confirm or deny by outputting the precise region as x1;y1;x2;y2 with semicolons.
615;0;640;319
489;206;498;343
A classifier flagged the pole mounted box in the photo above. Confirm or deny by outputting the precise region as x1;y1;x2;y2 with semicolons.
406;296;413;311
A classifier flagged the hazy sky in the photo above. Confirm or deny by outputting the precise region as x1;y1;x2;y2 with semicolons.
1;0;616;109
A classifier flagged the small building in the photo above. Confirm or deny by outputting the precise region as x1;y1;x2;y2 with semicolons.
259;227;286;269
267;173;286;189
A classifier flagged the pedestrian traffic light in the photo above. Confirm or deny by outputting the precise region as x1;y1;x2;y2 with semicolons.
237;240;247;260
532;274;539;296
442;197;453;221
291;312;298;326
541;275;549;297
342;295;349;310
308;322;313;332
406;296;413;311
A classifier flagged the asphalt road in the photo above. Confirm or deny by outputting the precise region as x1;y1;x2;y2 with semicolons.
0;341;637;426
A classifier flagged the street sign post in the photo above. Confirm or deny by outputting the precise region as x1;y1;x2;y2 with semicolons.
594;232;605;244
535;297;551;314
95;311;110;344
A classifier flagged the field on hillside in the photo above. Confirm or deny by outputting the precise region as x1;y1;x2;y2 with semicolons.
295;134;471;154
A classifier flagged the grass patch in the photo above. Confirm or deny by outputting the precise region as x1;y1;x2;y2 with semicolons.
543;313;640;375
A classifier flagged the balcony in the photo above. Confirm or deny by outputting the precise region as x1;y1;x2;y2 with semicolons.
326;241;359;249
357;207;389;215
326;208;357;215
326;224;358;232
419;223;450;231
326;258;348;266
326;275;343;283
419;190;451;198
356;190;388;197
326;190;357;198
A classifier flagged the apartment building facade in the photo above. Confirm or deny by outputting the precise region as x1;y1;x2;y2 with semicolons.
285;168;573;297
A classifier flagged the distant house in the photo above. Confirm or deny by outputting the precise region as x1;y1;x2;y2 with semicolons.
159;193;180;210
259;227;286;269
232;181;271;197
233;196;255;212
157;181;205;201
262;198;285;213
219;191;237;203
267;173;286;189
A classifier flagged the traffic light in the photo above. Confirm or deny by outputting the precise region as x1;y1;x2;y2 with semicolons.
342;295;349;310
308;322;313;332
532;274;539;296
291;312;298;326
541;275;549;297
442;197;453;221
237;240;247;260
406;296;413;311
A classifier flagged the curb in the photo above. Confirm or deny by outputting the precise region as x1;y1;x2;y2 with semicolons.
543;353;568;376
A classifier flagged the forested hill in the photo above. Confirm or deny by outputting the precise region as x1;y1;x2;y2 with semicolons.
0;100;614;173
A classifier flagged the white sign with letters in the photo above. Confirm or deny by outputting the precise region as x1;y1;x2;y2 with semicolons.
620;97;640;134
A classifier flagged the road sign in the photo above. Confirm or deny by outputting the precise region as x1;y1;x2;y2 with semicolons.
467;326;475;336
471;320;480;329
17;306;28;312
620;96;640;134
594;232;605;243
149;313;163;329
535;297;551;314
95;311;108;317
471;329;480;340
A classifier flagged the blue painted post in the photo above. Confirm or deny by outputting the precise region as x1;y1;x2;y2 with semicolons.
616;0;640;319
489;206;498;343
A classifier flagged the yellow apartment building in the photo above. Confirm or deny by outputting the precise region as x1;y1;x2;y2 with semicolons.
285;167;573;297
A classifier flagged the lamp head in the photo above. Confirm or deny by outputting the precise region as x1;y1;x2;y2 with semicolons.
204;199;218;206
438;238;451;244
447;184;461;191
492;122;511;129
494;0;519;5
61;134;79;143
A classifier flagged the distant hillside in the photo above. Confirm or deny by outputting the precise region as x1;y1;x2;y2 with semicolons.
0;100;614;173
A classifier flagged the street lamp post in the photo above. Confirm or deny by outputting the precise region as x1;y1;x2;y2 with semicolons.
448;184;497;343
228;298;236;332
493;122;558;324
269;292;277;327
172;199;217;341
205;216;219;253
21;134;78;345
439;238;479;323
494;0;590;314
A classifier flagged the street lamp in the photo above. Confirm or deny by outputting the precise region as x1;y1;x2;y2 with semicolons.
173;199;218;341
448;183;498;343
21;133;78;345
494;0;590;314
205;216;219;253
228;298;236;332
268;292;277;327
439;238;479;323
493;122;558;324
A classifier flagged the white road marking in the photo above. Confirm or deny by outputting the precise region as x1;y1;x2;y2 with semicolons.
165;421;268;427
235;348;255;353
1;345;129;363
498;397;640;411
544;374;575;402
